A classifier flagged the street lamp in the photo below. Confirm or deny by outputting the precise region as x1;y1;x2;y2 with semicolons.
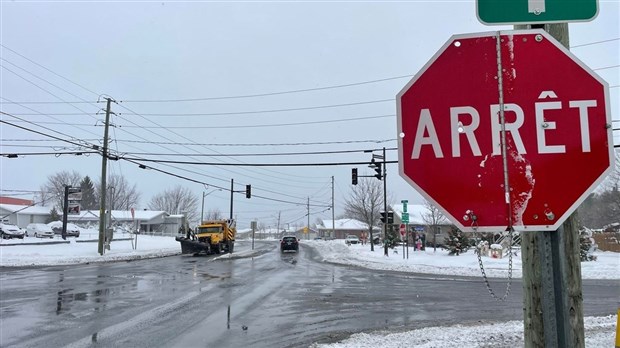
201;188;220;223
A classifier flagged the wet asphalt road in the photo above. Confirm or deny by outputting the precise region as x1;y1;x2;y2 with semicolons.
0;241;617;348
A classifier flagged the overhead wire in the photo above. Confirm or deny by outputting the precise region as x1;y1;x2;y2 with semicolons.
3;113;395;129
113;101;333;188
0;44;100;96
570;37;620;49
2;36;617;206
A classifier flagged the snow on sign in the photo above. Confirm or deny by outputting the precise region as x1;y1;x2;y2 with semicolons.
396;30;613;233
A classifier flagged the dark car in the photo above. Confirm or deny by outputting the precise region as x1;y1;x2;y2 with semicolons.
280;236;299;253
48;221;81;237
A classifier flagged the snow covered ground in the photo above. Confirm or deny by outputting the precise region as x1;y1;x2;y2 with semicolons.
1;234;618;347
0;232;181;267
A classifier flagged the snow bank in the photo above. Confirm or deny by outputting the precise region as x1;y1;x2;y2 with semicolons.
310;314;617;348
303;239;619;280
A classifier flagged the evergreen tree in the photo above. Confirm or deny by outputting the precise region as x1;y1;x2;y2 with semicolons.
579;227;598;261
444;227;469;255
384;224;399;248
47;207;60;223
80;176;98;210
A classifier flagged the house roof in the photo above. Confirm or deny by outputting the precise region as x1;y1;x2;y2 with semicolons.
391;203;451;226
0;204;52;215
65;210;168;221
0;197;33;205
317;219;378;231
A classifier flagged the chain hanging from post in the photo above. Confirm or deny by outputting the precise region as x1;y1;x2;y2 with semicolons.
467;210;514;301
473;31;516;302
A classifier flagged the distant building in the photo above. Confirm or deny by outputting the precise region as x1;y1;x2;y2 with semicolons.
316;219;379;240
0;196;33;206
65;210;174;234
0;204;52;226
0;204;184;235
391;203;452;244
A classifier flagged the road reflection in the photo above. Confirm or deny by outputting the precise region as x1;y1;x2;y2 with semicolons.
280;251;298;264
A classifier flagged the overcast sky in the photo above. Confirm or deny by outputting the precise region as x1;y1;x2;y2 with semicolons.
1;1;618;229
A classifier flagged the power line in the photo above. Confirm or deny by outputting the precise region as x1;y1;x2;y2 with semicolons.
10;99;393;116
570;37;620;48
121;158;328;207
108;139;397;147
1;151;98;157
119;75;412;103
4;114;395;129
593;65;620;71
0;44;100;96
118;147;397;157
0;138;397;146
1;37;616;107
114;102;333;185
0;67;101;123
120;156;399;167
0;115;97;150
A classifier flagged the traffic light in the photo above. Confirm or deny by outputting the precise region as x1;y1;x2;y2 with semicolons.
371;158;383;180
387;211;394;224
380;211;386;223
352;168;358;185
245;184;251;198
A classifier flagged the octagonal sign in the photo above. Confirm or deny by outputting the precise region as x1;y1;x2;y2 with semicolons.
397;30;613;232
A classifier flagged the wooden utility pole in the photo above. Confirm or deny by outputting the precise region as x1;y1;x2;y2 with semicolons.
516;23;585;348
98;98;112;255
331;175;335;239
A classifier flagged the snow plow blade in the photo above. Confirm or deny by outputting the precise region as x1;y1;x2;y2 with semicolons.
175;236;211;255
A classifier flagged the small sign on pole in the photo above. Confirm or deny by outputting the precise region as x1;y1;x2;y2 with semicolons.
401;212;409;224
477;0;598;25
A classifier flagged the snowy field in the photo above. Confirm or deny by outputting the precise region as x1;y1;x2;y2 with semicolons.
1;234;618;347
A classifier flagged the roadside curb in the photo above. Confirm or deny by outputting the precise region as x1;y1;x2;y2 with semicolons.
0;238;134;246
76;238;134;243
0;240;70;246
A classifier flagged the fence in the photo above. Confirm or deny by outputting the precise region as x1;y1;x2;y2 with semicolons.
593;232;620;252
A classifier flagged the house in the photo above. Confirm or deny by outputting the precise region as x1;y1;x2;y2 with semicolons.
0;202;185;235
65;209;173;234
391;203;452;245
316;219;380;240
0;204;52;227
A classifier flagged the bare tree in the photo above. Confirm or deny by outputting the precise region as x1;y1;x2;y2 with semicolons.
96;174;141;211
343;178;384;250
579;150;620;228
40;170;83;209
595;150;619;192
421;199;450;246
148;185;199;224
203;208;223;221
421;199;449;227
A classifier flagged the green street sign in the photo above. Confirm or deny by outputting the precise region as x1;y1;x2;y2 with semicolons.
401;199;408;213
477;0;598;25
402;212;409;224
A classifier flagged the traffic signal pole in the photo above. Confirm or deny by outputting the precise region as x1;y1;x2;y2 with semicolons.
62;185;69;240
382;147;388;256
515;23;585;348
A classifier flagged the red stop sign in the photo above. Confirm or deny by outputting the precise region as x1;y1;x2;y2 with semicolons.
397;30;613;232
